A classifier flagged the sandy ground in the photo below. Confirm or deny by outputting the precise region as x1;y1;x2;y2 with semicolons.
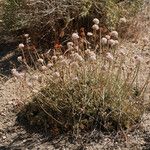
0;1;150;149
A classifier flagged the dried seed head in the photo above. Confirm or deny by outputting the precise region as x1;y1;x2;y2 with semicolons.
24;34;29;38
93;18;100;25
108;39;116;47
18;43;25;49
92;24;99;31
105;35;111;40
47;63;53;68
101;37;108;45
17;56;23;62
110;31;118;39
51;55;58;61
67;42;74;49
37;58;44;63
87;32;93;36
114;40;119;45
72;33;79;40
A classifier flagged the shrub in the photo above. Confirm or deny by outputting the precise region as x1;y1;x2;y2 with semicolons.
1;0;143;48
16;21;149;135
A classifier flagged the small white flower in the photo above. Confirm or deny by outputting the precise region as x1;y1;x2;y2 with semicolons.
24;34;29;38
92;24;99;30
110;31;118;39
108;39;116;47
106;52;114;61
114;40;119;45
93;18;100;25
72;33;79;40
37;58;44;63
105;35;111;40
119;17;127;24
17;56;23;62
87;32;93;36
11;69;25;78
67;42;74;49
101;37;108;45
18;43;25;49
51;55;58;61
89;55;96;61
47;63;53;68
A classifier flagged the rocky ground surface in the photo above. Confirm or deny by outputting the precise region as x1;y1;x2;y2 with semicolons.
0;1;150;150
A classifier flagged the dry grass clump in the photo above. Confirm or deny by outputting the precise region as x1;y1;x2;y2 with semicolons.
15;18;149;136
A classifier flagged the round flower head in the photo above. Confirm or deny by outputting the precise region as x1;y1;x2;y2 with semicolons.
87;32;93;36
67;42;74;49
119;17;127;24
114;40;119;45
92;24;99;31
89;55;96;61
72;33;79;40
11;69;25;78
37;58;44;63
106;52;114;61
101;37;108;45
17;56;23;62
108;39;116;47
110;31;118;39
24;34;29;38
47;63;53;68
19;43;25;49
51;55;58;61
105;35;111;40
93;18;100;25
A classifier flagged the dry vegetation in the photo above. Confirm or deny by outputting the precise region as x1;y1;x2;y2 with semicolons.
0;0;150;149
